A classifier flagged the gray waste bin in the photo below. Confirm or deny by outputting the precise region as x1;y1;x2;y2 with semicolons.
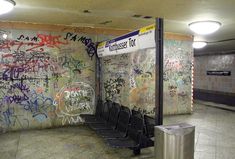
155;123;195;159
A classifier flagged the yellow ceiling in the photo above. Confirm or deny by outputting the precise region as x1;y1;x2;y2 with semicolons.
1;0;235;53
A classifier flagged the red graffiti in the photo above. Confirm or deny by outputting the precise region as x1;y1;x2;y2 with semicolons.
25;34;69;52
0;34;68;52
2;53;13;58
0;40;33;51
38;34;68;47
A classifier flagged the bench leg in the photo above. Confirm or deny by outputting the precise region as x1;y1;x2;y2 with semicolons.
133;148;141;155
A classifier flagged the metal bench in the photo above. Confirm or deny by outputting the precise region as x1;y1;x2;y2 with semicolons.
105;115;144;155
89;102;120;130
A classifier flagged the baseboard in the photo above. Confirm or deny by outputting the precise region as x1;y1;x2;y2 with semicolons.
194;100;235;112
193;88;235;106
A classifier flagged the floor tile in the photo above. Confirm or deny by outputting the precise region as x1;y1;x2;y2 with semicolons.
0;103;234;159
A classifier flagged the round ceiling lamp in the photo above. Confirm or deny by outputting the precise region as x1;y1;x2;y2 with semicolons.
193;41;207;49
2;33;8;39
189;21;221;35
0;0;16;15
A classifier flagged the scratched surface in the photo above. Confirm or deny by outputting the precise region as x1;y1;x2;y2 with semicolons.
101;39;193;115
101;48;156;115
163;39;193;115
0;29;96;133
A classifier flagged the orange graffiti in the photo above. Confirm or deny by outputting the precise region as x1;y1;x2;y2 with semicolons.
36;87;44;93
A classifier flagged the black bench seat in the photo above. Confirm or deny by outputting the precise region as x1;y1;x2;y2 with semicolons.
89;103;120;130
97;110;131;139
105;115;144;155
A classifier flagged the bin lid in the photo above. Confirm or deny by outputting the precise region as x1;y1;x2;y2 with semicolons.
155;123;195;135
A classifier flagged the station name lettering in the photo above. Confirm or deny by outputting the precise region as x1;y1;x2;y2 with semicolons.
108;38;136;51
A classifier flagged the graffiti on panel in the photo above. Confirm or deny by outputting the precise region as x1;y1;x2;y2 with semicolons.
64;32;96;60
163;40;193;114
58;54;88;76
104;77;125;101
128;49;155;114
0;34;68;52
0;29;96;133
101;40;192;115
101;48;156;115
0;106;29;130
54;82;95;125
20;91;55;123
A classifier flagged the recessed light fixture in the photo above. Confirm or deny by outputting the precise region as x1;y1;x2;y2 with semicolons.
143;16;152;19
83;10;91;13
189;21;221;35
132;14;142;18
192;41;207;49
99;20;112;25
0;0;16;15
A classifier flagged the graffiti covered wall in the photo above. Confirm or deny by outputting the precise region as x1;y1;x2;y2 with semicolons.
102;48;156;115
0;29;96;132
101;39;193;115
163;39;193;115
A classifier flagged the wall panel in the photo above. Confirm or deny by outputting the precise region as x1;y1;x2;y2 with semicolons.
101;38;193;115
0;28;96;132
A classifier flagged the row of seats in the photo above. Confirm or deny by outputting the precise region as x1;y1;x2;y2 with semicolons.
80;100;155;155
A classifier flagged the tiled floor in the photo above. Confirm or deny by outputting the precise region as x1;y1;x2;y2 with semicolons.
0;103;234;159
164;102;235;159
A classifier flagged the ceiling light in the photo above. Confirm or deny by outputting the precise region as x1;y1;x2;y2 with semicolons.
83;10;91;13
132;14;142;18
2;33;8;39
99;20;112;25
143;16;153;19
0;0;16;15
193;41;207;49
189;21;221;35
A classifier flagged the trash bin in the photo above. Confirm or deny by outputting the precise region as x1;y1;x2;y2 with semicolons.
155;123;195;159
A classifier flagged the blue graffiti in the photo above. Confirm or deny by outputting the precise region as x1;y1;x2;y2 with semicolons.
10;82;30;93
3;67;24;81
3;107;14;126
4;93;29;104
32;113;47;122
19;91;55;121
133;67;143;75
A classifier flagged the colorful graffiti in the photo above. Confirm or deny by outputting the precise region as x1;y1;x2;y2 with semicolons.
101;39;192;115
0;29;96;133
